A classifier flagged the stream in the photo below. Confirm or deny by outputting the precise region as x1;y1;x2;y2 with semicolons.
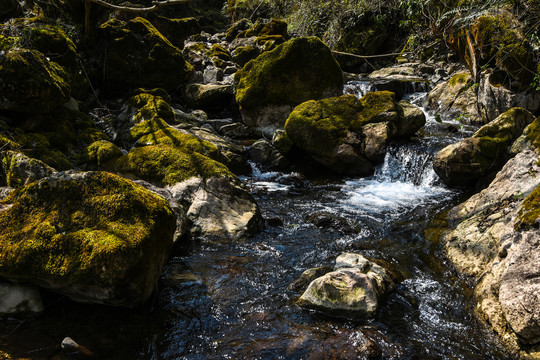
0;88;516;359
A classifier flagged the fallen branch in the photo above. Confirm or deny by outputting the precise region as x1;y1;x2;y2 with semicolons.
84;0;191;40
331;50;412;59
87;0;191;13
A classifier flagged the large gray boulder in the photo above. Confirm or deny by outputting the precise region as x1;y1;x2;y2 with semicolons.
168;176;263;240
442;123;540;354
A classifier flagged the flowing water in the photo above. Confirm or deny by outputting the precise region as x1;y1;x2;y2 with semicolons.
0;88;516;359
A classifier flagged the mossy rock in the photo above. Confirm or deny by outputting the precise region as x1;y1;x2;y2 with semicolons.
135;126;220;160
449;11;536;87
116;144;232;186
255;35;285;51
225;18;252;42
23;24;78;70
0;171;177;306
231;45;260;67
284;92;423;175
515;186;540;230
99;17;194;94
285;92;395;157
86;140;123;166
434;107;535;186
146;15;200;49
128;92;176;125
0;49;70;114
1;151;56;188
236;36;343;110
243;18;288;39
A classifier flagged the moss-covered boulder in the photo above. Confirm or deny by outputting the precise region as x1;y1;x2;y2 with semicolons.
1;151;56;188
184;83;234;109
99;17;194;94
235;36;343;135
448;11;536;88
23;24;78;70
0;49;70;114
146;15;200;49
86;140;123;167
433;107;535;186
284;92;425;175
0;171;176;306
116;144;231;187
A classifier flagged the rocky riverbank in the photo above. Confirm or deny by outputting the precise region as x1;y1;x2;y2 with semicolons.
1;0;540;358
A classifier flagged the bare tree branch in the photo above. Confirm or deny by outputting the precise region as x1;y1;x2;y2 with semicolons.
87;0;191;13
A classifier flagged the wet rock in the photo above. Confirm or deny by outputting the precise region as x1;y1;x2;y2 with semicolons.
167;176;264;239
0;282;43;314
248;139;290;170
297;253;395;318
306;332;383;360
0;49;71;114
0;171;176;306
284;92;425;176
433;107;535;186
219;122;253;139
477;72;540;122
426;72;481;123
1;151;57;188
235;36;343;136
264;216;284;227
184;83;234;109
288;266;332;293
203;66;224;83
186;127;250;174
308;212;357;234
98;17;193;94
442;134;540;351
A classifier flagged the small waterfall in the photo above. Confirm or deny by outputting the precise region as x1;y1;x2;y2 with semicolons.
344;81;374;98
375;142;442;187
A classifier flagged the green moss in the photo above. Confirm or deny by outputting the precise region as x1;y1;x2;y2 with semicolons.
232;45;260;67
0;49;71;113
0;172;175;287
524;117;540;152
244;19;288;39
116;144;232;186
225;18;252;42
23;25;78;69
449;72;470;86
86;140;123;166
99;17;194;93
256;35;286;51
470;13;535;86
136;127;220;159
515;186;540;230
129;93;176;124
285;93;394;156
236;36;343;110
